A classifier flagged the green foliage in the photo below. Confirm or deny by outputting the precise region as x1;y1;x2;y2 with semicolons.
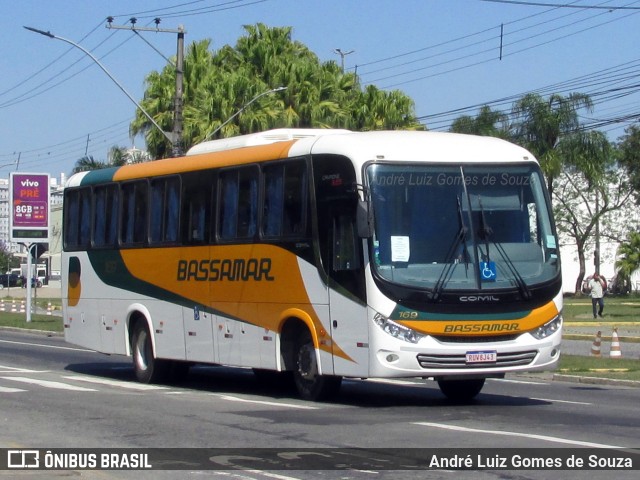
130;23;424;158
450;105;510;138
617;124;640;203
616;231;640;283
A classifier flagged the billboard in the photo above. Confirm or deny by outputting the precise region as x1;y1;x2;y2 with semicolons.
9;173;50;243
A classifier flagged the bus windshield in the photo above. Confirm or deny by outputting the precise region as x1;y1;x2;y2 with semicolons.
366;163;559;293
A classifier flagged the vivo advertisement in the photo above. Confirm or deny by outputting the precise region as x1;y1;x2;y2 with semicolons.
9;173;50;242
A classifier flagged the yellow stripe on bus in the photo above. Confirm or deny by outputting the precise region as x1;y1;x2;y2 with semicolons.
112;141;298;181
400;301;559;336
118;244;354;362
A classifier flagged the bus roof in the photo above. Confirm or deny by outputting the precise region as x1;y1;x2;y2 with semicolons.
186;128;351;156
66;129;537;188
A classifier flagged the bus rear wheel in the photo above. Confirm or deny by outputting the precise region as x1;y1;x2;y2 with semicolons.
437;378;485;402
293;332;341;401
131;321;168;384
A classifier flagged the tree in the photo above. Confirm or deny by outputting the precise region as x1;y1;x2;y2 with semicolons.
617;124;640;203
71;146;149;174
131;24;423;158
615;231;640;291
512;92;593;198
72;155;109;173
554;167;635;294
450;105;511;139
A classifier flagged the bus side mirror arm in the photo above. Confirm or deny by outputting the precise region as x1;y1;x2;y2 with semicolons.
357;200;373;238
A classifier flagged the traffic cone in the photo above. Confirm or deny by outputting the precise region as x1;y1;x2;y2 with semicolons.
19;301;25;313
590;331;602;357
0;300;4;312
11;301;17;313
47;302;52;316
610;328;622;358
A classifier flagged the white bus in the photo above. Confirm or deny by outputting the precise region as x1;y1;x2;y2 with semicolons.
62;129;562;401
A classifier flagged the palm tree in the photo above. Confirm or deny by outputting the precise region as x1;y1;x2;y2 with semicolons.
72;155;108;173
450;105;510;138
131;24;423;158
512;93;593;198
615;231;640;292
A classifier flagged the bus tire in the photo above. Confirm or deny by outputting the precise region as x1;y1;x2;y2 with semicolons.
293;331;341;401
437;378;485;402
131;321;168;384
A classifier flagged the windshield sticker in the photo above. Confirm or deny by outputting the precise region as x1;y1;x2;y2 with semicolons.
391;236;410;262
546;235;557;249
480;261;497;282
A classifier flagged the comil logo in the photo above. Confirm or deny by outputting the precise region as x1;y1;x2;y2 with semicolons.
7;450;39;468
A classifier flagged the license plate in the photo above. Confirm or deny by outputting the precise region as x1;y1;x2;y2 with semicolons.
466;350;497;364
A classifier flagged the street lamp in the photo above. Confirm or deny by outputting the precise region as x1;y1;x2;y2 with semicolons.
204;86;287;141
23;26;178;151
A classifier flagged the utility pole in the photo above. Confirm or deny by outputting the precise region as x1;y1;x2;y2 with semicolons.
106;17;186;156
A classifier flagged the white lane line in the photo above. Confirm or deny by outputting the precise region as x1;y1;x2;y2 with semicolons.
365;378;421;386
212;394;319;410
530;397;592;405
490;378;549;385
0;338;94;352
0;364;49;374
0;386;27;393
414;422;625;449
62;375;169;391
1;376;97;392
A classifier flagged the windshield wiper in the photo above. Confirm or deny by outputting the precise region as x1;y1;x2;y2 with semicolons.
476;197;531;300
432;196;469;302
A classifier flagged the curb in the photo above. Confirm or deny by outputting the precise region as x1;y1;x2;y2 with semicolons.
553;373;640;388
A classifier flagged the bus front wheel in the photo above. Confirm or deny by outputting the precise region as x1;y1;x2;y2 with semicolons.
293;332;341;401
131;321;168;384
437;378;485;402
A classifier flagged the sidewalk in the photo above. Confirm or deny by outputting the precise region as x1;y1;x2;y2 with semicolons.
0;281;61;300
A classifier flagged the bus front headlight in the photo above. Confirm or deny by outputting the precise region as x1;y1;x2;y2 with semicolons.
531;314;563;340
373;313;426;344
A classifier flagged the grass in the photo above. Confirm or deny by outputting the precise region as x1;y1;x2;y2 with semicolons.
563;294;640;324
0;295;63;332
558;354;640;381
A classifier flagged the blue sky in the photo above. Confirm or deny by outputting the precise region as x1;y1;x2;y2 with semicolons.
1;0;638;181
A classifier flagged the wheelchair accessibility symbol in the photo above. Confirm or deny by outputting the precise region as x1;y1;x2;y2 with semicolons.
480;261;497;282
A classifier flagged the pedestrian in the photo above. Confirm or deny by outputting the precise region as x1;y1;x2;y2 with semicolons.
588;273;606;318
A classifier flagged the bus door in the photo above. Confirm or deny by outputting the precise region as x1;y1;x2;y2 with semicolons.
324;205;369;377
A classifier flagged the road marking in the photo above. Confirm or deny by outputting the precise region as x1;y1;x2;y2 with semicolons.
0;364;48;374
1;376;97;392
62;375;169;391
364;378;421;386
212;394;319;410
530;397;592;405
0;338;94;352
490;378;549;385
0;386;27;393
414;422;625;449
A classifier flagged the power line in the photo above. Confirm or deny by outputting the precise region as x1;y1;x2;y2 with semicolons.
481;0;640;8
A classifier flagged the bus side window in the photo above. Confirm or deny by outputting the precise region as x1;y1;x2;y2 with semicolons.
64;187;91;250
150;176;180;244
120;181;148;246
263;160;307;238
181;171;212;244
93;184;119;247
219;166;258;241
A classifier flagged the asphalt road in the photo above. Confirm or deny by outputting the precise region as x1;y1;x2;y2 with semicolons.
1;329;639;479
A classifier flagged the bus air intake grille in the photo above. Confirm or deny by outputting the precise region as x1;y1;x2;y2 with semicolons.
416;350;538;369
431;334;520;343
